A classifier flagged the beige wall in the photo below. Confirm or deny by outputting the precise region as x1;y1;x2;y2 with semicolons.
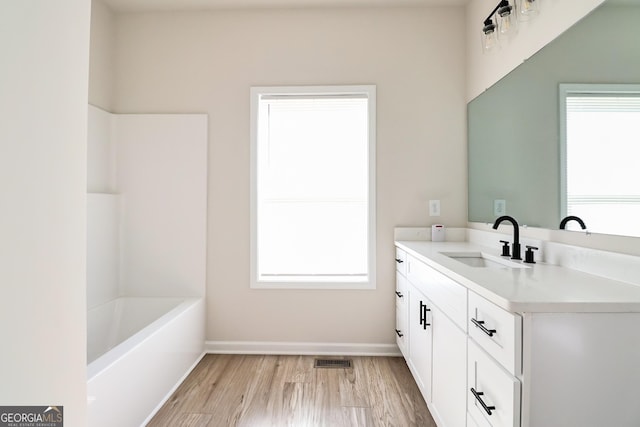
113;7;467;345
0;1;91;424
90;0;116;110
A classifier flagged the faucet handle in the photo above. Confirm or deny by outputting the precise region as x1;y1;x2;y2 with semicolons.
499;240;510;257
524;245;539;264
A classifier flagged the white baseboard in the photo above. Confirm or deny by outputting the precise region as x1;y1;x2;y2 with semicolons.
205;341;401;357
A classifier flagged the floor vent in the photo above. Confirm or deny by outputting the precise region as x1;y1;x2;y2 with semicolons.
314;358;352;369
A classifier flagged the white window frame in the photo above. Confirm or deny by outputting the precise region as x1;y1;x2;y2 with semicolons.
250;85;376;290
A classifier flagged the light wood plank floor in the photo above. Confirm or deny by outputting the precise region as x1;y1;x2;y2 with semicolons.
147;355;436;427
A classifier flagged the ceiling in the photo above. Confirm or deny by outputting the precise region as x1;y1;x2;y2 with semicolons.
101;0;469;13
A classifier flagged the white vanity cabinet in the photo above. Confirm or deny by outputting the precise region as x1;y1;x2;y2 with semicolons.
396;240;640;427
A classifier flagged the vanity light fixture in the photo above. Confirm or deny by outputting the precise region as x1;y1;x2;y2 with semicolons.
482;0;517;53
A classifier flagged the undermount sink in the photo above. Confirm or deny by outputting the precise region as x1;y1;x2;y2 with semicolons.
440;251;530;269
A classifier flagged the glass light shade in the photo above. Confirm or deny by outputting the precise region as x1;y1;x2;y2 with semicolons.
517;0;539;21
482;24;499;53
497;4;517;37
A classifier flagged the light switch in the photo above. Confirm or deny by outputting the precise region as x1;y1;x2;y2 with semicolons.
494;199;506;216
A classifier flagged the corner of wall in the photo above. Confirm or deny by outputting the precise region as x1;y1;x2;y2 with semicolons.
89;0;116;111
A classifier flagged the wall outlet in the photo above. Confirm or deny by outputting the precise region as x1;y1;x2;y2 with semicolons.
429;199;441;217
494;199;506;216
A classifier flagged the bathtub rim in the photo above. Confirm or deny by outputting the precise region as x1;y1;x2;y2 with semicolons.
87;296;201;381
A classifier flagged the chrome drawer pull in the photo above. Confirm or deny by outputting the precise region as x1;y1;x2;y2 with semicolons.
395;291;404;298
471;318;497;337
471;388;496;416
395;329;404;338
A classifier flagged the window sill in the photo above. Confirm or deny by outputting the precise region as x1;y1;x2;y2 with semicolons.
250;279;375;290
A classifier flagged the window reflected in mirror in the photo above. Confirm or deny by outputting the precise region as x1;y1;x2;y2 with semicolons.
561;84;640;237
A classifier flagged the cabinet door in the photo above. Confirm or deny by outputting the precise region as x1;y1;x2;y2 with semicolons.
432;305;467;427
408;286;432;403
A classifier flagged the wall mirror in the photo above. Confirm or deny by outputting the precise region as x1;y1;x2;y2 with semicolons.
467;0;640;237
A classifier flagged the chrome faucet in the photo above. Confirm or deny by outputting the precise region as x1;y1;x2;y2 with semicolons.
559;215;587;230
492;215;521;260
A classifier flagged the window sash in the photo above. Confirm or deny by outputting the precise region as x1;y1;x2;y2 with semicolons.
250;85;376;289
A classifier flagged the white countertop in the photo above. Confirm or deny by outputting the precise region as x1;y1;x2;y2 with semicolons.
396;240;640;313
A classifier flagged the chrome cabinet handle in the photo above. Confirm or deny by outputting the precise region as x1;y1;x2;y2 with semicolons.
395;329;404;338
471;388;496;415
471;318;496;337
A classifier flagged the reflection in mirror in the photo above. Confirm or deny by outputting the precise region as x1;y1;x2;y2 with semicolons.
560;84;640;237
467;0;640;236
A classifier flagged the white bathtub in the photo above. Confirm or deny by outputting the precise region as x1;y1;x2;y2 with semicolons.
87;297;204;427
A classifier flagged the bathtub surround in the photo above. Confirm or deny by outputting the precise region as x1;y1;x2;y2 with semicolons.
87;106;208;301
88;106;117;193
114;113;208;297
87;193;121;308
86;106;208;425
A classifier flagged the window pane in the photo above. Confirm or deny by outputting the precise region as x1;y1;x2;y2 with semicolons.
258;201;367;276
259;98;368;200
252;87;375;287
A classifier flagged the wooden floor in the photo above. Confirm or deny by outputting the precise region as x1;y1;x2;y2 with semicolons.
147;354;436;427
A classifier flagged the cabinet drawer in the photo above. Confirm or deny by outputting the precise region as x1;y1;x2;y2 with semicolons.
395;248;407;276
407;255;467;330
468;291;521;376
468;340;521;427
